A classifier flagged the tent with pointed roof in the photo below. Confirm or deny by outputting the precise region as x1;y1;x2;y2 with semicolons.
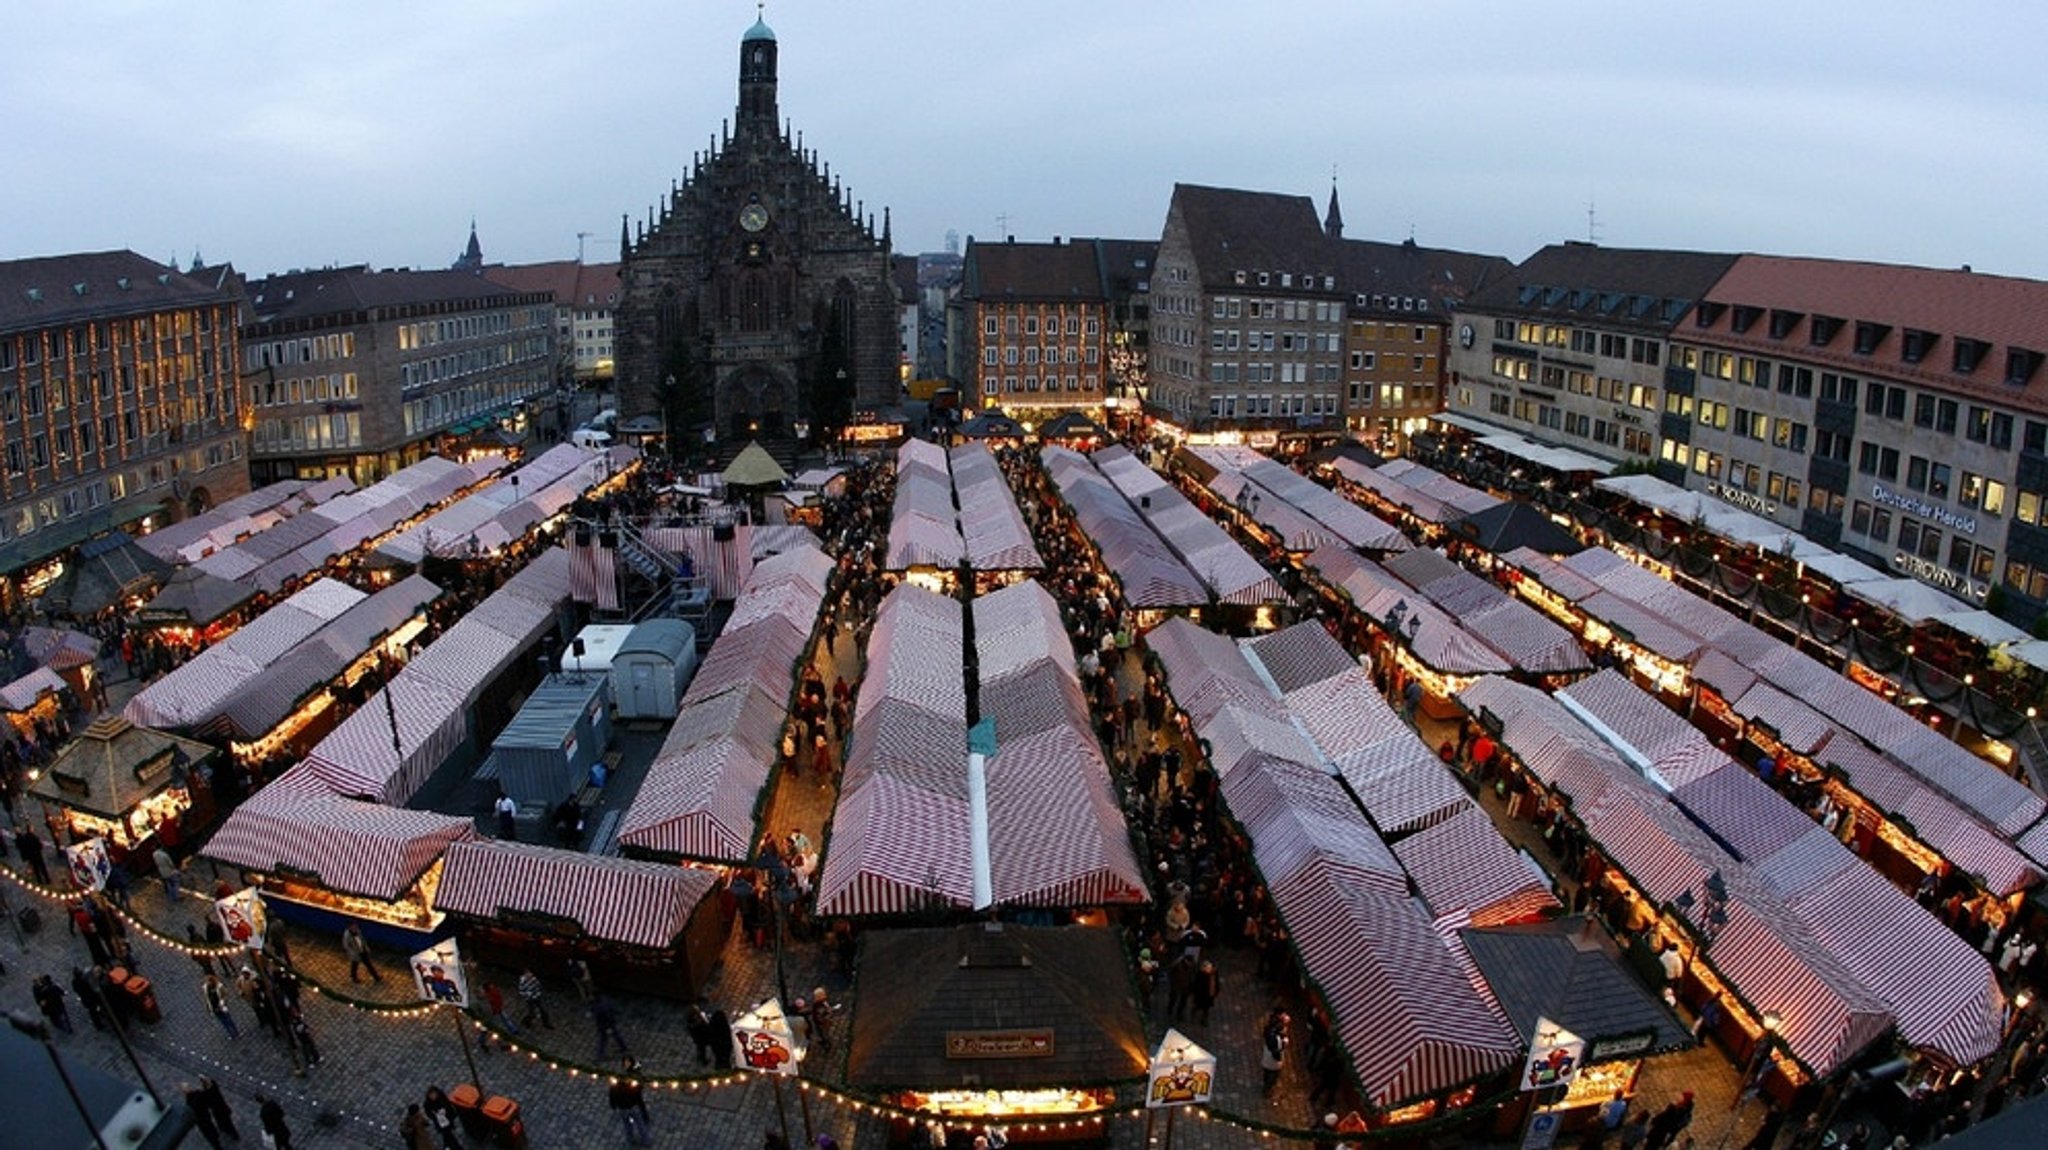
721;441;790;488
37;532;171;617
29;716;216;832
1039;410;1110;441
958;411;1027;440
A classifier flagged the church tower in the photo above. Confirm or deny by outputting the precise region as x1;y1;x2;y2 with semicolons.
612;11;899;454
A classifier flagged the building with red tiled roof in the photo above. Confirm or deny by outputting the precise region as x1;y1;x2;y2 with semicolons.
0;250;252;607
957;237;1111;422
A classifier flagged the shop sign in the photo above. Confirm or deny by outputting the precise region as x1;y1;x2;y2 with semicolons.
945;1029;1056;1059
1521;1016;1586;1091
410;938;471;1007
64;837;112;892
215;888;268;951
1585;1031;1656;1063
1706;482;1775;519
732;997;804;1076
1872;484;1976;535
1889;551;1989;602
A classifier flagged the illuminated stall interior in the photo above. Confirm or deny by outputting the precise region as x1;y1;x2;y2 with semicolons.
28;717;217;857
848;924;1143;1146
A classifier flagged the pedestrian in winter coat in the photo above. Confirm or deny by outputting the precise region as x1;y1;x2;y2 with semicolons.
1260;1010;1291;1095
72;966;109;1030
1646;1091;1695;1149
32;973;71;1033
610;1056;654;1146
402;1104;439;1150
517;967;553;1028
203;972;238;1039
259;1094;294;1149
183;1081;227;1149
423;1086;463;1149
341;922;381;983
1192;959;1220;1024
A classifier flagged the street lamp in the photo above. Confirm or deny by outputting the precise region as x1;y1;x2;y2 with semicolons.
663;373;676;455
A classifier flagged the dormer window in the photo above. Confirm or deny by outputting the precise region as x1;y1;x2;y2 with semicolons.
1853;321;1890;355
1810;315;1843;346
1768;309;1803;340
2007;348;2042;387
1257;271;1270;286
1901;329;1937;364
1518;285;1542;306
1730;305;1762;334
1233;270;1246;285
1695;301;1727;328
1954;337;1990;374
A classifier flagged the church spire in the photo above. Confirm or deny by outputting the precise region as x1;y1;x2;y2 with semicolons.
737;5;778;131
1324;178;1344;241
453;218;484;270
620;214;631;263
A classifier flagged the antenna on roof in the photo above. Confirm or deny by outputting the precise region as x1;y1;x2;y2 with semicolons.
577;232;591;264
1586;200;1602;245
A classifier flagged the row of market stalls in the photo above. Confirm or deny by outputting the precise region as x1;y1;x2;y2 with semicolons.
1303;544;1589;712
1090;446;1288;615
1457;670;2005;1094
617;542;834;863
374;443;622;565
299;549;573;805
198;548;574;943
1180;445;1411;554
1322;453;1503;532
137;475;359;567
882;439;1043;584
1501;543;2048;902
1142;617;1582;1126
1040;446;1208;617
124;578;374;730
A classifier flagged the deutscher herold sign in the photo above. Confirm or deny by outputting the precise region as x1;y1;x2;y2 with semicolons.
945;1029;1056;1059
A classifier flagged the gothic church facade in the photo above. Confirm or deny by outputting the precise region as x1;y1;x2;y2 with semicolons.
613;14;899;444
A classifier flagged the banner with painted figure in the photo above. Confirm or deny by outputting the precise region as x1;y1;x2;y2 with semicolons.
410;938;470;1008
731;997;804;1076
1146;1028;1217;1108
1521;1016;1586;1091
214;888;268;950
64;837;112;892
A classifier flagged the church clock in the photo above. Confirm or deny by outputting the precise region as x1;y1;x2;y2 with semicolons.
739;202;770;232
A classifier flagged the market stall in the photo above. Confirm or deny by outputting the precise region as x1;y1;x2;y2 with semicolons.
848;924;1145;1148
124;577;368;731
1040;446;1207;620
203;764;476;949
431;839;727;1000
1462;916;1694;1137
0;666;71;739
951;442;1043;578
27;717;217;861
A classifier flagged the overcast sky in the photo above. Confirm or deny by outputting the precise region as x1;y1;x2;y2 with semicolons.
8;1;2046;280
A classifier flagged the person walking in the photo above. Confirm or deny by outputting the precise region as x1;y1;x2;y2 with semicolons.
1165;952;1196;1021
153;845;183;905
687;999;719;1065
287;1006;322;1068
1192;959;1220;1025
190;1076;241;1144
16;823;52;885
341;922;381;984
517;967;553;1029
610;1056;654;1146
566;955;595;1002
259;1094;294;1149
1646;1091;1695;1150
204;972;239;1039
401;1103;438;1150
591;993;630;1059
423;1086;464;1149
1260;1009;1291;1096
32;973;72;1034
481;980;520;1042
182;1081;227;1149
72;966;109;1031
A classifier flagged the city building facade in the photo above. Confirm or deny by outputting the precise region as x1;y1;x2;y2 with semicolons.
483;259;624;385
957;237;1109;424
0;251;250;605
1337;236;1511;450
1082;237;1157;419
612;14;899;448
240;266;554;485
1147;183;1347;442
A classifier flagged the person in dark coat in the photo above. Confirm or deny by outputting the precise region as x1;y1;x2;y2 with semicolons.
189;1077;240;1144
1646;1091;1695;1149
259;1095;293;1149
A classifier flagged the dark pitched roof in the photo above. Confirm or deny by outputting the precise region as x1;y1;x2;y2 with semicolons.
245;265;548;324
891;253;920;303
1466;243;1739;335
481;260;623;310
1461;916;1694;1058
963;240;1106;303
1698;254;2048;404
1079;237;1159;295
1449;500;1587;557
1339;238;1513;315
1168;183;1339;291
846;924;1148;1090
0;250;235;333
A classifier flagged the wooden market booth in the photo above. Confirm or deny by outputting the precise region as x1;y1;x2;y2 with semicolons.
848;924;1146;1148
28;717;218;865
432;839;730;1001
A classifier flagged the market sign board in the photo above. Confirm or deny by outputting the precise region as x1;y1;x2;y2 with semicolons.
1521;1015;1586;1092
1145;1028;1216;1109
64;837;112;891
410;938;470;1008
732;997;804;1077
945;1029;1055;1059
214;888;268;951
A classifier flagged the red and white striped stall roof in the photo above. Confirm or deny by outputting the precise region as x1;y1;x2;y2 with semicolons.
1500;546;1605;603
815;773;973;917
1227;451;1410;552
1283;668;1401;760
1391;805;1559;927
1143;618;1273;727
1328;456;1452;524
204;766;477;901
985;725;1148;908
1730;680;1837;757
973;581;1079;683
662;681;785;764
1777;845;2005;1066
123;577;367;729
1332;734;1475;836
1576;592;1704;663
1221;755;1408;900
1690;649;1759;701
1378;459;1502;517
951;443;1042;571
617;736;772;862
1245;622;1359;695
1093;447;1286;605
1705;896;1894;1077
1669;764;1820;867
1041;448;1207;608
304;674;467;804
434;840;719;949
1560;669;1730;790
1275;878;1519;1107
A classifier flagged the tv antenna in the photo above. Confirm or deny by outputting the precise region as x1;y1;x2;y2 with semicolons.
576;231;592;264
1586;201;1602;245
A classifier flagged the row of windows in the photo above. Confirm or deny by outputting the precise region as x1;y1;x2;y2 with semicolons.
254;412;363;453
252;374;359;407
1;310;217;373
1207;393;1339;418
245;332;355;370
978;374;1101;395
400;337;549;390
1230;270;1336;292
1211;330;1342;354
0;440;239;540
982;313;1102;337
398;376;548;440
1349;351;1434;373
1348;322;1431;343
396;310;533;351
1209;363;1341;385
984;346;1101;366
1210;297;1343;324
1494;321;1663;364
